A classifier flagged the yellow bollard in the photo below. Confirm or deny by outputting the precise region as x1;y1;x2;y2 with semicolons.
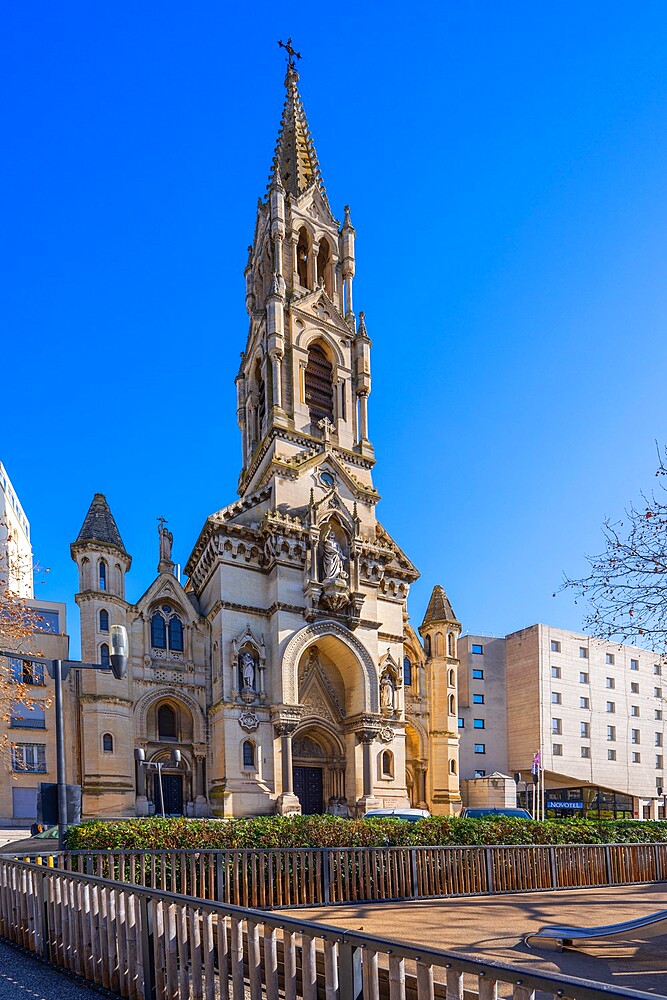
47;855;54;868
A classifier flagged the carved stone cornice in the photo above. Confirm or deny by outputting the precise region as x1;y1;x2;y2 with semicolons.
271;704;304;737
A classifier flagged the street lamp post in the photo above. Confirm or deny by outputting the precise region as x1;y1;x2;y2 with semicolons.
1;624;129;851
134;748;181;817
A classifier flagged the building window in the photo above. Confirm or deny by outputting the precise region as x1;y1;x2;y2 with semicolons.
655;688;663;699
99;609;109;632
305;343;334;424
102;733;113;753
552;692;561;704
550;640;561;653
581;722;590;738
607;726;616;741
656;733;663;747
579;647;588;659
606;677;615;689
552;718;562;735
606;702;615;714
11;743;46;773
242;741;255;769
580;697;589;709
608;749;617;761
448;668;456;687
403;657;412;687
580;672;589;684
382;750;394;778
472;669;484;680
632;729;640;744
632;752;641;763
100;644;110;668
474;769;486;778
448;694;456;715
457;718;464;728
158;705;177;741
581;746;590;758
34;609;59;633
473;694;484;704
448;634;455;657
151;613;167;649
630;659;639;671
631;706;640;718
657;709;663;721
473;719;485;729
9;659;45;686
474;744;486;754
168;616;184;652
631;683;639;694
10;701;45;729
551;666;561;679
99;560;107;591
424;635;431;657
553;744;563;756
449;758;457;775
655;664;662;676
605;653;615;665
657;755;664;770
471;644;484;655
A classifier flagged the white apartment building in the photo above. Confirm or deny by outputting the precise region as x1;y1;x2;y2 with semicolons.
459;625;666;820
0;461;33;598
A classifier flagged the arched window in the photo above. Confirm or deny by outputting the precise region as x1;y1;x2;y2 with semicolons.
435;632;443;656
158;705;177;741
448;694;456;716
381;750;394;778
403;657;412;687
151;613;166;649
317;239;332;295
448;633;455;657
297;227;310;287
102;733;113;753
449;758;457;775
305;343;334;424
242;740;255;769
100;643;110;668
99;560;107;591
254;358;266;438
99;609;109;632
168;616;183;652
424;635;431;657
448;668;455;687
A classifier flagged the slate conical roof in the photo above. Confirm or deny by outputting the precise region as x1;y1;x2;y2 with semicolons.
74;493;127;554
421;585;458;627
269;65;330;208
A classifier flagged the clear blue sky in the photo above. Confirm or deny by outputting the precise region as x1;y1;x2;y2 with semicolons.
3;2;667;654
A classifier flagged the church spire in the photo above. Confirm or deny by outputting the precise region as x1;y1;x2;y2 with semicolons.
269;41;329;210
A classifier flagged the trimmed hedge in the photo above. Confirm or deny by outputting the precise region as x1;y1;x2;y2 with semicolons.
65;814;667;851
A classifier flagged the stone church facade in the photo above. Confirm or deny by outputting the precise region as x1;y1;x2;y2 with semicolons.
70;56;462;819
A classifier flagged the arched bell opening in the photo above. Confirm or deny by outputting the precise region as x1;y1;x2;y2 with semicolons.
405;722;427;809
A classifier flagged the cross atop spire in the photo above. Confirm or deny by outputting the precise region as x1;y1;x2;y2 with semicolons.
278;37;302;71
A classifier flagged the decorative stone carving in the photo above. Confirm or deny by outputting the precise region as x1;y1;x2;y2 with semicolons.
380;670;396;717
239;710;260;732
378;726;394;743
292;735;325;758
322;529;347;582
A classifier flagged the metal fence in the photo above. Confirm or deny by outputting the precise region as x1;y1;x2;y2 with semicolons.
0;855;659;1000
51;841;667;909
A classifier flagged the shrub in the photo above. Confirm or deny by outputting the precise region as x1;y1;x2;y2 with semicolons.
65;814;667;851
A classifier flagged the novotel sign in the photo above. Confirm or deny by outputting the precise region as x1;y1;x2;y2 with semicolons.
547;800;583;810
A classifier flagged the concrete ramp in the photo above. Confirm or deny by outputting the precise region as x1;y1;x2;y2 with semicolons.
525;909;667;951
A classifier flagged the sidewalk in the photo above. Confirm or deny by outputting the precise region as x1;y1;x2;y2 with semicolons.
0;940;97;999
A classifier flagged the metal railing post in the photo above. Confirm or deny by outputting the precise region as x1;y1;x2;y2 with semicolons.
322;849;330;906
338;941;362;1000
34;866;50;960
484;848;494;893
139;894;157;1000
548;846;557;889
410;847;419;898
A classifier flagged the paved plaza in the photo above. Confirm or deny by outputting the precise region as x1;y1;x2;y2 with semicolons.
288;882;667;996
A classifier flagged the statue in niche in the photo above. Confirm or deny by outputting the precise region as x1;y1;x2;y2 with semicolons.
380;672;395;715
240;650;256;690
322;529;348;582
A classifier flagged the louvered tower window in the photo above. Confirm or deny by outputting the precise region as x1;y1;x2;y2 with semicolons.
255;359;266;440
305;344;334;424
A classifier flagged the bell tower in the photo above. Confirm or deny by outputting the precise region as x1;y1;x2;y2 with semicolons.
237;43;374;500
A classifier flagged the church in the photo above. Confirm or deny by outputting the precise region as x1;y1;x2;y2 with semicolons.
69;49;462;819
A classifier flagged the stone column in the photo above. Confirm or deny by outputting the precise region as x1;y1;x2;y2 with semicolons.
415;761;428;810
358;390;369;442
355;723;381;814
272;708;303;815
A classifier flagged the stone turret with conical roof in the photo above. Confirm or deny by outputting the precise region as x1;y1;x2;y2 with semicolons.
418;585;462;814
71;493;131;599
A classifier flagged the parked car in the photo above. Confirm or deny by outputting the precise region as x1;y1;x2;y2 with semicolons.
363;808;431;822
462;807;532;819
